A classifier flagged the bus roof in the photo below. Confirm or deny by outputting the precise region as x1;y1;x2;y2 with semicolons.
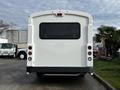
30;10;93;20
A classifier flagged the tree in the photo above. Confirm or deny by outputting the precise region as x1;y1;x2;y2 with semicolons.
95;25;120;57
112;30;120;56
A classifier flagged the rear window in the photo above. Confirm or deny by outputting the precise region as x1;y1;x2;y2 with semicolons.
39;22;80;39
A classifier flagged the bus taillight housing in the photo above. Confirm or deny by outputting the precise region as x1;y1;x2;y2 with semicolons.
87;44;93;66
28;45;32;61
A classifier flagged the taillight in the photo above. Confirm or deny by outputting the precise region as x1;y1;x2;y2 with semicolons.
28;57;32;61
88;51;92;55
88;46;92;50
27;45;32;61
87;44;93;62
28;46;32;50
28;51;32;55
88;57;92;61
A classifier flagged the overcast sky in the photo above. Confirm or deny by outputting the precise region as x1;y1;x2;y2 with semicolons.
0;0;120;33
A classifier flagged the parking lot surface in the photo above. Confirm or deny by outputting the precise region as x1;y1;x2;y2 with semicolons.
0;58;106;90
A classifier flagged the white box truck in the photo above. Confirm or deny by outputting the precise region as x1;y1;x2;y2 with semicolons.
0;43;16;57
0;43;27;59
27;10;93;77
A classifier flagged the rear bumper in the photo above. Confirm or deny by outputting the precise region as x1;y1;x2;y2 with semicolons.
26;67;92;74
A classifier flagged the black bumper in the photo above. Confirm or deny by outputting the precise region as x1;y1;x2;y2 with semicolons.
27;67;92;74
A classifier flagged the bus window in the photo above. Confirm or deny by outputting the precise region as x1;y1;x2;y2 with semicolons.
39;22;80;39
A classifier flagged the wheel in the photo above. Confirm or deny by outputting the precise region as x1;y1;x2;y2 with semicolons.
18;52;27;60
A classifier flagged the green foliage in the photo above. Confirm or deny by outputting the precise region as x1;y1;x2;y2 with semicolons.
95;25;120;57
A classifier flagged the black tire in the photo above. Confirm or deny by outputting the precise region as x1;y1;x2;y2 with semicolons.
18;51;27;60
36;72;44;79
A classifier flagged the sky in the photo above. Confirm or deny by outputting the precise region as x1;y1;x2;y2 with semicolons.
0;0;120;33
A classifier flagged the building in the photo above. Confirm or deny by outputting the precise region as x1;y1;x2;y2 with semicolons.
0;27;27;48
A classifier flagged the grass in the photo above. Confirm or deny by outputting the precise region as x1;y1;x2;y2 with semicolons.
94;58;120;90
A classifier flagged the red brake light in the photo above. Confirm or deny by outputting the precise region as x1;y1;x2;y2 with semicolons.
28;46;32;50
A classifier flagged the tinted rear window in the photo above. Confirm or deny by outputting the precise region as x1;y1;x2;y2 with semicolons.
39;22;80;39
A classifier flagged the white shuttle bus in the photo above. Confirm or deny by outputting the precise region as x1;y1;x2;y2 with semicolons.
27;10;93;77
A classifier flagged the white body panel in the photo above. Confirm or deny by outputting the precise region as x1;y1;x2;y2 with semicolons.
0;38;8;43
27;10;93;68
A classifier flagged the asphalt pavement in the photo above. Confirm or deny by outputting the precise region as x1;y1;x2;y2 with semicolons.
0;58;106;90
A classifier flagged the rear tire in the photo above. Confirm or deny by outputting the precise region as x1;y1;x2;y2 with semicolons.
18;52;27;60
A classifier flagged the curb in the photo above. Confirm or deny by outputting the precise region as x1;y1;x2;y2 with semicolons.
92;73;117;90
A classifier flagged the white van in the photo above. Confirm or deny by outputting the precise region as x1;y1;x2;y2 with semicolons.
27;10;93;77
